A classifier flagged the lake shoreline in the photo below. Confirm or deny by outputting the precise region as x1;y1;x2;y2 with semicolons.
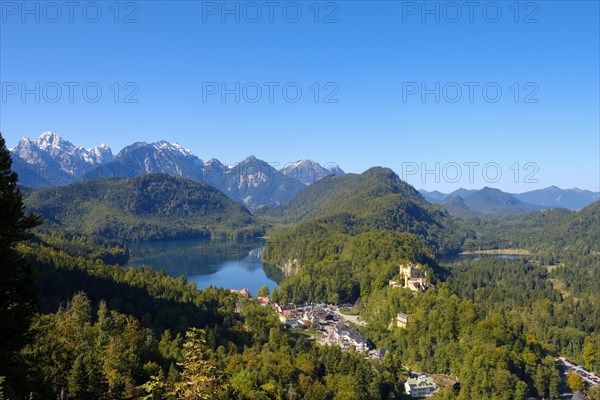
124;238;278;295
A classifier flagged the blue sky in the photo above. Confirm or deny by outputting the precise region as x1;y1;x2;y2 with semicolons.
1;0;598;192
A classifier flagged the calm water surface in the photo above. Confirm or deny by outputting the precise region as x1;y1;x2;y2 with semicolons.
125;238;281;297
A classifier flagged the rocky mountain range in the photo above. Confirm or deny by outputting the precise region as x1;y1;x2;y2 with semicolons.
11;132;597;213
10;132;113;187
10;132;344;210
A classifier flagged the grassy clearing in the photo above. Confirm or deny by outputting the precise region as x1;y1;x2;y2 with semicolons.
460;248;531;256
548;277;571;299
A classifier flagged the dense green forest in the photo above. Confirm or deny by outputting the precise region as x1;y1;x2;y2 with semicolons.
2;131;600;399
264;227;439;304
261;161;600;398
360;284;563;399
1;135;401;399
10;243;399;399
23;174;265;241
33;229;130;265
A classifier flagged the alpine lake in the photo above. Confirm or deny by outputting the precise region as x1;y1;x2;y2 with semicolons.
125;238;282;297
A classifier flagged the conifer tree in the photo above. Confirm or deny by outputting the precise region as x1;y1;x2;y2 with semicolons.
67;354;89;399
0;133;41;385
172;328;228;399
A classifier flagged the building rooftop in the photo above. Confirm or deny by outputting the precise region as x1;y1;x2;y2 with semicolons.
334;324;368;345
406;376;436;389
230;288;252;298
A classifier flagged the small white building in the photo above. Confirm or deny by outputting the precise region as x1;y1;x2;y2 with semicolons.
405;376;437;398
396;312;409;328
301;310;320;326
333;324;369;352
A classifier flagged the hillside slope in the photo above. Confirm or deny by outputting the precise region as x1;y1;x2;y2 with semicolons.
24;174;262;241
441;187;546;218
262;167;465;256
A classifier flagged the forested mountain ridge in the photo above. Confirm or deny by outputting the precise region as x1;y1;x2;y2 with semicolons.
547;199;599;252
260;167;467;305
4;130;600;399
264;228;440;304
23;174;264;241
261;167;424;222
461;200;599;258
262;166;467;257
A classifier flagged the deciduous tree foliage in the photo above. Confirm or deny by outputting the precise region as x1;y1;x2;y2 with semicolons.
265;227;439;304
171;328;228;399
10;235;401;398
566;371;587;392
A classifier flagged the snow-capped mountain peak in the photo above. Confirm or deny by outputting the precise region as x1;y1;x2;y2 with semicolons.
10;137;31;152
172;142;193;156
9;132;115;186
34;131;70;151
281;159;345;185
9;132;346;209
151;140;195;157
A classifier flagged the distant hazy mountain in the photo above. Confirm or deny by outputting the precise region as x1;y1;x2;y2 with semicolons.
210;156;307;211
449;188;478;198
10;131;113;187
442;187;546;218
440;195;472;218
10;132;336;210
420;186;599;211
281;160;344;186
514;186;600;210
418;189;448;204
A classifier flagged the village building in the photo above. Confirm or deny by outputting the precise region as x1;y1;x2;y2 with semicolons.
389;263;431;292
390;312;409;329
230;288;253;299
432;375;460;394
279;308;296;324
400;263;428;291
368;348;387;359
257;296;271;305
404;376;437;398
300;310;320;327
333;324;369;352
